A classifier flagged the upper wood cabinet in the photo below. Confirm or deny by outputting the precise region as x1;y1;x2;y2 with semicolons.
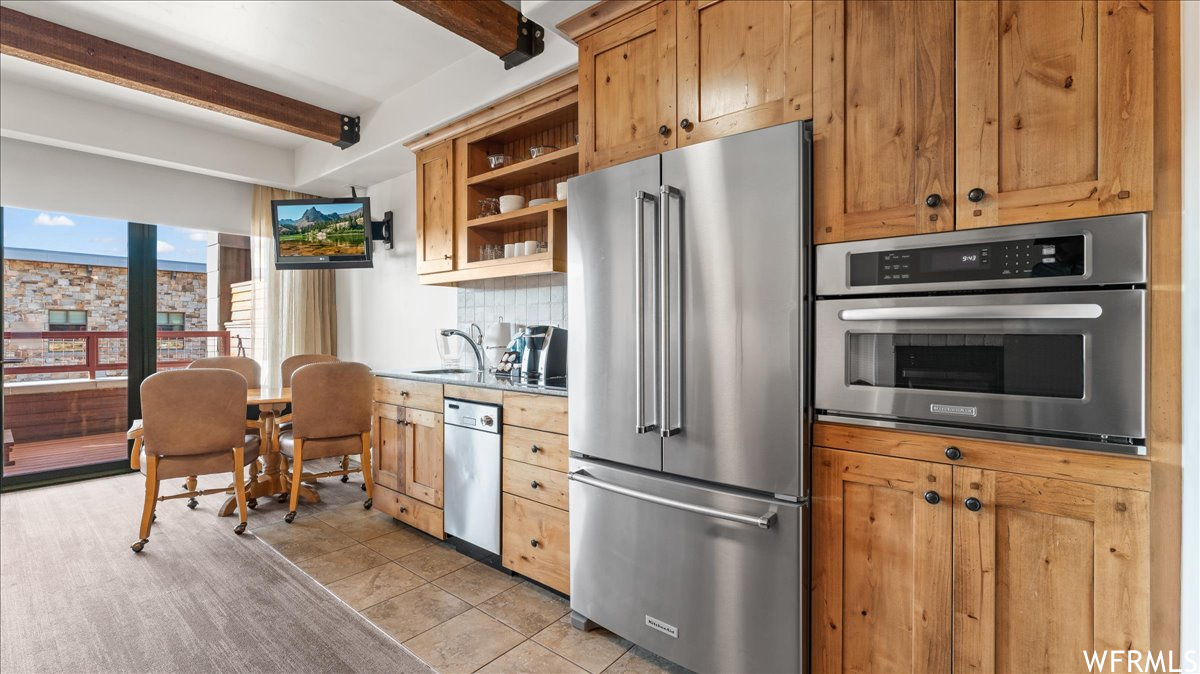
676;0;812;146
579;2;677;173
953;467;1149;672
414;140;455;274
813;0;955;244
955;0;1154;229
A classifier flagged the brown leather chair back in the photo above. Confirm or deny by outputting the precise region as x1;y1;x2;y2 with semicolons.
291;362;372;440
141;369;247;456
280;354;338;387
189;356;261;388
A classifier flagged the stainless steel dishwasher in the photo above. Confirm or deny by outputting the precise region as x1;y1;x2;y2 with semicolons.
443;398;501;555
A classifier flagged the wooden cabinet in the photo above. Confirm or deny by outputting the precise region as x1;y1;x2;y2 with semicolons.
677;0;812;146
812;425;1151;674
579;2;677;173
811;447;952;673
402;407;444;508
372;402;404;493
414;140;455;274
576;0;813;172
953;468;1149;672
371;377;445;538
502;493;571;594
955;0;1154;229
813;0;955;244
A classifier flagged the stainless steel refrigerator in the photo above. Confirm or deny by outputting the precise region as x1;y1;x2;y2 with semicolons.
566;121;811;673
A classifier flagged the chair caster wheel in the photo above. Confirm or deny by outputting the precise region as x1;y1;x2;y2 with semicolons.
363;498;372;510
181;481;188;489
187;498;198;509
277;494;288;503
341;475;350;483
361;484;367;491
131;539;147;553
284;511;296;524
152;513;157;521
234;522;247;535
247;499;258;510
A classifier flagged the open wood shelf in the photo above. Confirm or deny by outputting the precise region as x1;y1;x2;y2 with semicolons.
466;201;566;232
462;252;553;269
468;145;579;191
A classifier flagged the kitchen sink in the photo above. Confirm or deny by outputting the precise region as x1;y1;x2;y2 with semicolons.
410;368;479;375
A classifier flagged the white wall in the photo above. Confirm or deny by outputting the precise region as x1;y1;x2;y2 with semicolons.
0;137;252;235
1179;0;1200;656
335;173;456;370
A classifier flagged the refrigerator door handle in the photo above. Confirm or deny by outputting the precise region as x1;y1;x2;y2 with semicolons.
634;190;658;434
569;469;778;529
659;185;682;437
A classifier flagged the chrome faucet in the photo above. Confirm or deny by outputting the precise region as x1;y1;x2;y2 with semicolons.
441;326;486;372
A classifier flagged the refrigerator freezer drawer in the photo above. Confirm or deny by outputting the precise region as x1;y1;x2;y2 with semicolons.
569;458;804;673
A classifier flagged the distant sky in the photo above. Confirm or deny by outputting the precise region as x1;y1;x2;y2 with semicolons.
275;202;362;221
2;206;207;263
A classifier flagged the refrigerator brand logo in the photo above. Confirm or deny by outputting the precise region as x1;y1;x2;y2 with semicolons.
931;403;977;417
645;615;678;638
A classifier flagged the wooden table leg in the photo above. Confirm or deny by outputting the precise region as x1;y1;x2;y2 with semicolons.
219;407;320;517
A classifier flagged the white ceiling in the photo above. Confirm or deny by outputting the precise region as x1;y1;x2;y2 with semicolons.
0;0;478;148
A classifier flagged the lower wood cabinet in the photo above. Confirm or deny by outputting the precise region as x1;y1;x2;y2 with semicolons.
502;493;570;594
372;378;445;539
813;442;1150;674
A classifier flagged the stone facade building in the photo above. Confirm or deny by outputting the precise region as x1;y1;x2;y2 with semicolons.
3;249;209;381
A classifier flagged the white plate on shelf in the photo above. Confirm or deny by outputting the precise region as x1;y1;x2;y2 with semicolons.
529;198;554;207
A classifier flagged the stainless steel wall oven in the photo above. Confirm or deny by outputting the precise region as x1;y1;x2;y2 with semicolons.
815;214;1147;455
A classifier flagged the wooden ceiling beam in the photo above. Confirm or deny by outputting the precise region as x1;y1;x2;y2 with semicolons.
0;7;360;147
394;0;544;69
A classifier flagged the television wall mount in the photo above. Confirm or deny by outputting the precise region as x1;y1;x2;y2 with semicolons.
371;211;394;250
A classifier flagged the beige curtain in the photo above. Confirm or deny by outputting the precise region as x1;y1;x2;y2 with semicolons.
250;185;338;387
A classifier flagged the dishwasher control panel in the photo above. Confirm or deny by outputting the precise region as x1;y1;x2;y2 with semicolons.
444;398;502;433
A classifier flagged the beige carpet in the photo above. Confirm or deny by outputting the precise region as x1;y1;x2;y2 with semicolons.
0;465;433;674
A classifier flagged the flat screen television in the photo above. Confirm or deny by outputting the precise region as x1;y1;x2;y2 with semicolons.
272;197;372;269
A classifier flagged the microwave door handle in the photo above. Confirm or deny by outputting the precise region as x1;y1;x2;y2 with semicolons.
838;304;1104;321
569;470;777;529
634;190;657;434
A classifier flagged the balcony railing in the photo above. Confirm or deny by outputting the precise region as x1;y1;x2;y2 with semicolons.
2;330;231;380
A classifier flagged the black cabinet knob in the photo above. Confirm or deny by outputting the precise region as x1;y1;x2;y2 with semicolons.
530;445;541;454
658;125;669;137
530;480;540;489
945;446;963;461
925;193;942;208
964;497;983;512
530;539;540;548
399;506;407;514
924;490;941;505
967;187;986;203
680;119;693;131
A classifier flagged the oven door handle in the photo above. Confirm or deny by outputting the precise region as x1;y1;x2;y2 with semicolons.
838;304;1103;321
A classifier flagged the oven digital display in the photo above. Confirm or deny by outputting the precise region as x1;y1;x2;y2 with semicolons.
848;235;1084;286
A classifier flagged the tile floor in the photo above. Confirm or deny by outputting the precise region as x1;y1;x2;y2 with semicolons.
248;476;690;674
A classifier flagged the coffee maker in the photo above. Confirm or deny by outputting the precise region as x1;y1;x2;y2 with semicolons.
520;325;567;382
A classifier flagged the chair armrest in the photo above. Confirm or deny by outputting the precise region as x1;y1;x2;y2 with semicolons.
127;419;144;440
130;437;143;470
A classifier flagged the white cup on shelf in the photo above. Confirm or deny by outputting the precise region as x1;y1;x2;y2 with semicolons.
504;243;517;258
556;182;568;201
523;240;539;256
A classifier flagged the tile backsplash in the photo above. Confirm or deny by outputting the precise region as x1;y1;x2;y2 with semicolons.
457;274;567;333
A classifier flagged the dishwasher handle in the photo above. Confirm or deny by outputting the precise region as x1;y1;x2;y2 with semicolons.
569;470;777;529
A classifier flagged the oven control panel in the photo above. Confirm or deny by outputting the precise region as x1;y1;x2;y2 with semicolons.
849;235;1085;287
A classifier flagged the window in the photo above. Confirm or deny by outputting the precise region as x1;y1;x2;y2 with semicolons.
47;309;87;331
156;311;185;332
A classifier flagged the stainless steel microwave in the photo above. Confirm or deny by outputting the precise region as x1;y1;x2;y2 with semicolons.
814;215;1147;455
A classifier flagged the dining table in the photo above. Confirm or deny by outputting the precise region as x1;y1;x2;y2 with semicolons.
217;387;321;517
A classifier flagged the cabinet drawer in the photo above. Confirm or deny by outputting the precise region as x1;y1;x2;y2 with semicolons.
503;425;569;472
502;392;568;434
502;459;568;510
502;493;569;594
374;377;443;412
376;485;445;539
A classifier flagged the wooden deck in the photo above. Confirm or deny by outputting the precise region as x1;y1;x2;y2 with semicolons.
3;432;128;477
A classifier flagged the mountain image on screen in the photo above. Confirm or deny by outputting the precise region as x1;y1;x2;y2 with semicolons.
275;203;366;257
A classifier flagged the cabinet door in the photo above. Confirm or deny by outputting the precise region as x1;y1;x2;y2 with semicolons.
953;468;1149;673
955;0;1154;229
812;447;953;673
415;139;455;273
813;0;955;244
404;407;444;508
372;402;404;493
676;0;812;146
579;2;677;173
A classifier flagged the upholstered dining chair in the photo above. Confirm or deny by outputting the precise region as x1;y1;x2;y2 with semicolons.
182;356;266;508
276;361;374;523
127;369;259;552
277;354;344;482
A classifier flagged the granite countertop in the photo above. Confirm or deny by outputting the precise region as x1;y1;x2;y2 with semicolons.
373;368;568;398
